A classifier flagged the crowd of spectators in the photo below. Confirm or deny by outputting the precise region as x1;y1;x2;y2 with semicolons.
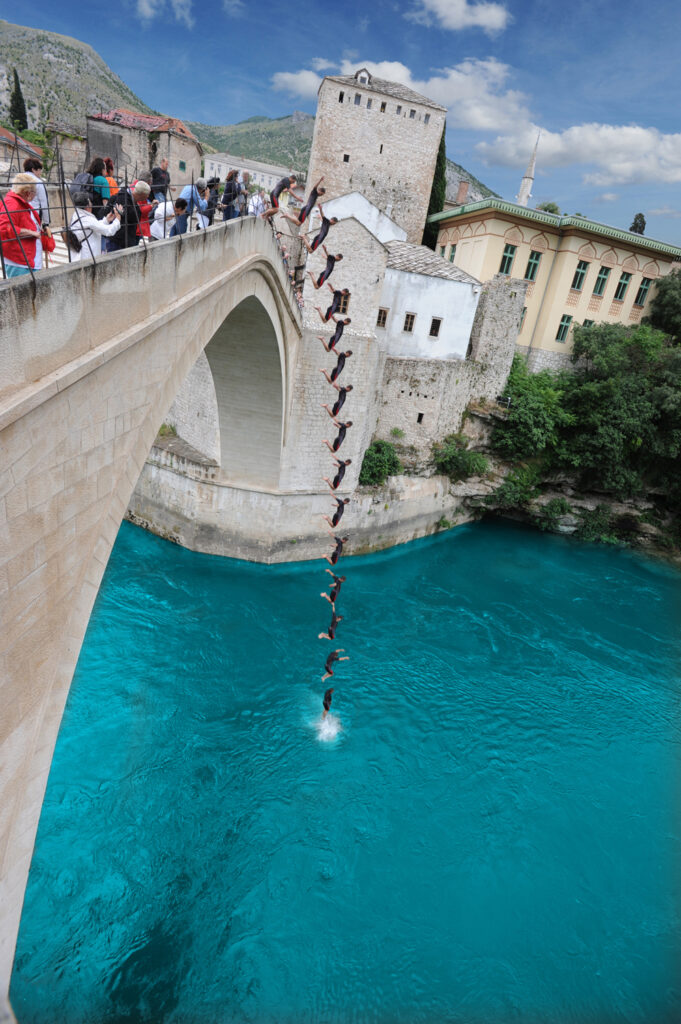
0;154;301;298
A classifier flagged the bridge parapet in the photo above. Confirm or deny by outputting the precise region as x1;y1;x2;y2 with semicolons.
0;217;300;417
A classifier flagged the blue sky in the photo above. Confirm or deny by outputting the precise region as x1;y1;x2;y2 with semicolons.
4;0;681;245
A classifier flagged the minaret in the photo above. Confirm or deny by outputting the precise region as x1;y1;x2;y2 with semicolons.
516;133;540;207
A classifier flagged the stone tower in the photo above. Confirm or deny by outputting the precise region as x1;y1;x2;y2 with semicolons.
306;68;446;244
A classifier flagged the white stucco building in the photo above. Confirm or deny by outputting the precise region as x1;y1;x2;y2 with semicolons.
302;192;481;361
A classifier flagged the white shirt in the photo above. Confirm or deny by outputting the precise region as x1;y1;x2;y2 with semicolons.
69;209;121;260
247;194;265;217
150;201;176;239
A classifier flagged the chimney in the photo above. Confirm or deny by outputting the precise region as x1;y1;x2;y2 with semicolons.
456;180;469;205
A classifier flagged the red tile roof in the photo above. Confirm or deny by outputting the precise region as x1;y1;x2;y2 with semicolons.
89;109;199;142
0;126;43;157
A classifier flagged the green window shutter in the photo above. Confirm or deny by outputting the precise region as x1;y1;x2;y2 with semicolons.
449;245;456;262
524;250;541;281
499;243;516;275
613;272;632;301
593;266;611;296
571;260;590;291
556;314;573;342
634;277;652;306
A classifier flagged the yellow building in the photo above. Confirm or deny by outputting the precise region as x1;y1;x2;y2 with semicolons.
429;199;681;369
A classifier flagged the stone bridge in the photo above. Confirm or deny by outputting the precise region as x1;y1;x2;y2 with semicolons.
0;218;303;995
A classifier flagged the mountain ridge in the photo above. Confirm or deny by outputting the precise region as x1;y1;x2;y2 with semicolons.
0;18;498;201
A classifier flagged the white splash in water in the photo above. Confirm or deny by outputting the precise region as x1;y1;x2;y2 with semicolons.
316;714;342;743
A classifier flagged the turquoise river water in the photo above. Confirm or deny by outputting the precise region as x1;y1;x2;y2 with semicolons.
10;520;681;1024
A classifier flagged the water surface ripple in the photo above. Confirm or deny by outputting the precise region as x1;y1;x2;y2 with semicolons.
11;521;681;1024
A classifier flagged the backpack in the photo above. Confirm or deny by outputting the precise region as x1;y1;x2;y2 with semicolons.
61;227;82;252
68;172;94;202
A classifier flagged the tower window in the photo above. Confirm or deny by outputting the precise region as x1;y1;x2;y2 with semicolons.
417;413;424;424
614;272;632;301
571;259;590;291
409;109;416;119
429;318;442;338
380;102;386;113
634;277;652;306
403;312;415;332
338;91;344;103
366;99;372;110
424;114;430;124
499;243;517;276
179;160;186;172
354;93;361;105
556;315;573;342
396;105;402;115
440;245;446;257
379;144;383;153
376;308;388;328
593;266;611;296
524;250;542;281
343;154;350;163
449;245;456;262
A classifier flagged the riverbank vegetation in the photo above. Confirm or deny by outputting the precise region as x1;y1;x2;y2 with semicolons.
486;323;681;551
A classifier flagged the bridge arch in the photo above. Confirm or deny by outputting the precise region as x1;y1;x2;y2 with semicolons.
0;219;301;994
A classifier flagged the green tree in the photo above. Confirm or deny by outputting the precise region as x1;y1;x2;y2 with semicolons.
9;68;28;132
432;434;489;480
492;354;572;460
554;323;674;496
422;126;447;250
629;213;646;235
536;201;560;215
358;440;403;486
647;269;681;342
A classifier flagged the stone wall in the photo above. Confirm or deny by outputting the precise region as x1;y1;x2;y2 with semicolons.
516;344;573;372
165;352;220;462
306;77;445;244
375;275;526;455
0;217;301;997
85;119;201;184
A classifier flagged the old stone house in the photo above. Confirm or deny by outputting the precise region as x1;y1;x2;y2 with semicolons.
86;109;202;183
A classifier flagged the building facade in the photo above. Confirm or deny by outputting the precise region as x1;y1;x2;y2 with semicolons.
203;152;304;191
430;199;681;369
87;110;202;183
306;68;446;245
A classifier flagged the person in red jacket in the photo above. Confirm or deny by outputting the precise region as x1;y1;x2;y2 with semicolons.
0;173;41;277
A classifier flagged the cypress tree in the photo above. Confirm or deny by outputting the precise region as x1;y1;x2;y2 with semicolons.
422;125;447;250
9;68;28;132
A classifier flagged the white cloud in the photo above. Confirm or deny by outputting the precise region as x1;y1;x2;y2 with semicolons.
272;55;681;190
271;69;324;100
310;58;337;72
478;123;681;186
406;0;510;34
223;0;245;15
596;193;619;202
272;57;531;134
647;206;681;218
136;0;193;26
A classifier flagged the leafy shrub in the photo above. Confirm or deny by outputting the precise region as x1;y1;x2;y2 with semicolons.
576;505;618;543
492;355;572;460
536;496;572;531
435;516;452;529
486;466;540;509
432;433;489;481
358;440;403;486
390;427;405;438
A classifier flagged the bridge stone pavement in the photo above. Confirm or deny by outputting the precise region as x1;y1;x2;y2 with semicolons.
0;218;303;995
